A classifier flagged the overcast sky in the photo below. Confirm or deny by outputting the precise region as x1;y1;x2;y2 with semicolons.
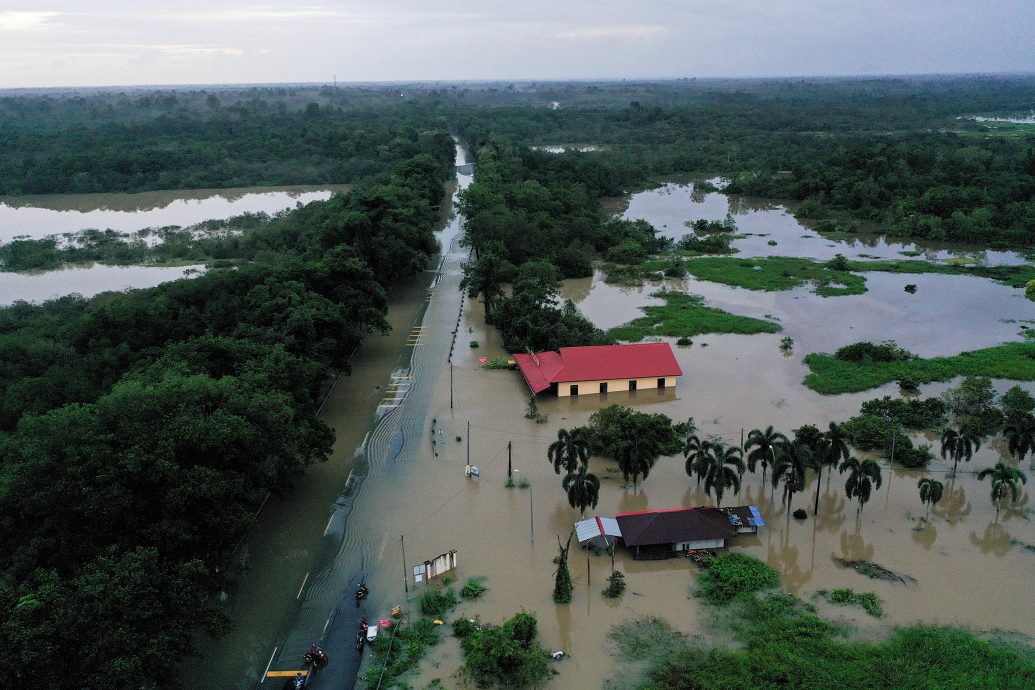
1;1;1033;89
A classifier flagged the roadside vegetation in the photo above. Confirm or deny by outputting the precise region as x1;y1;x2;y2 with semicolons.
612;555;1035;689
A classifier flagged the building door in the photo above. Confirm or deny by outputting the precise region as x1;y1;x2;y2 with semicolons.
600;382;608;394
657;378;666;390
629;380;637;391
570;384;579;396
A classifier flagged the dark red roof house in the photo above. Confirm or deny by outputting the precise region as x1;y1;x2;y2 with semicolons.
512;343;682;397
615;505;764;559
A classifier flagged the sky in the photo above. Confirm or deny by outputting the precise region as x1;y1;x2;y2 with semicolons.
1;1;1034;89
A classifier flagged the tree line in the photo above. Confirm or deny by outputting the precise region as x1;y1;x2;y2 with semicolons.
0;140;453;686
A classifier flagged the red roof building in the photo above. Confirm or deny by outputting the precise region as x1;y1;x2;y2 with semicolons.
615;505;764;559
512;343;682;397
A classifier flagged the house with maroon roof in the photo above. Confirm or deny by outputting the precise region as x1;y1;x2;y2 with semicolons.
512;342;682;397
615;505;765;559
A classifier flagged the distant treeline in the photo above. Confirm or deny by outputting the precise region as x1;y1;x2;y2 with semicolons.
0;138;453;686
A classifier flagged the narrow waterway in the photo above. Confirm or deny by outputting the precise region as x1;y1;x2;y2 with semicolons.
179;144;471;689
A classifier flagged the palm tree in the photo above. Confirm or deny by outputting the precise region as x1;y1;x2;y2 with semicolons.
746;426;788;484
548;427;590;475
940;427;982;477
771;441;813;509
839;456;882;513
977;463;1027;515
703;441;745;508
562;464;601;516
917;478;944;520
814;422;850;515
616;437;656;488
1003;414;1035;462
683;434;710;485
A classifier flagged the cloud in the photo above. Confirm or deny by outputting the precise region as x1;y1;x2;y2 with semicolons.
555;24;666;40
0;11;60;31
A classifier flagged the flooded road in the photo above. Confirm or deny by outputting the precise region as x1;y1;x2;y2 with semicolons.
180;144;472;688
0;185;349;242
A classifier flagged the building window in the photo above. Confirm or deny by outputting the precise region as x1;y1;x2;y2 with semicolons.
629;380;637;391
570;384;579;396
658;378;666;389
600;382;608;394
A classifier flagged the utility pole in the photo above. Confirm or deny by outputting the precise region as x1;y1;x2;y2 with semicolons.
401;535;409;597
508;441;512;478
449;363;453;409
466;420;471;467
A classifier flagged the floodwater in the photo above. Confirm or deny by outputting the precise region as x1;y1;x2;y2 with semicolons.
532;145;606;153
184;161;1035;690
0;263;205;305
615;182;1028;266
0;184;349;242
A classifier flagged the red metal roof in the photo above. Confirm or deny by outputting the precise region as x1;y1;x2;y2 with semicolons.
513;343;682;394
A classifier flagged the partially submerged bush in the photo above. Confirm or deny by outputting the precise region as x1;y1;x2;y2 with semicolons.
698;552;779;604
453;617;478;638
602;571;627;599
419;588;458;616
793;508;808;520
460;577;487;600
835;340;915;363
460;612;551;688
823;587;883;617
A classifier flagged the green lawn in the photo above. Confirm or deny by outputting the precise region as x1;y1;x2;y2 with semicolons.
608;291;780;341
803;342;1035;394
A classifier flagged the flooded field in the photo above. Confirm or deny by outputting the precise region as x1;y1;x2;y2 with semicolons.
0;263;205;305
615;181;1028;266
0;184;349;242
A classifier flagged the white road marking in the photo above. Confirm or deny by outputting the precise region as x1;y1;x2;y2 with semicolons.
296;572;310;599
263;646;278;678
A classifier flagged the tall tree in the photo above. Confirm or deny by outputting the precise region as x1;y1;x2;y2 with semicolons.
616;437;657;488
814;422;850;515
702;441;745;508
917;478;944;520
683;434;711;486
977;463;1027;516
771;441;813;509
1003;414;1035;462
840;456;883;513
940;427;982;477
745;426;788;484
561;464;601;516
547;427;590;475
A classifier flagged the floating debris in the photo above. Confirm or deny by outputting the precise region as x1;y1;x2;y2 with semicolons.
834;557;916;584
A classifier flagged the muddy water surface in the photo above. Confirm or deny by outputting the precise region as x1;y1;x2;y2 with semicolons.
0;263;205;305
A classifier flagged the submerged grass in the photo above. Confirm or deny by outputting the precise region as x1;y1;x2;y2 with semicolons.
614;555;1035;690
608;291;780;342
803;342;1035;394
682;256;868;296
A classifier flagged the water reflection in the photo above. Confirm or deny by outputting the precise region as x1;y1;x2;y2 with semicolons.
911;521;938;550
933;482;972;524
970;522;1013;556
0;263;205;305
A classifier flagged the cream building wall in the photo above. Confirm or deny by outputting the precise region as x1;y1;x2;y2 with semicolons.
555;375;678;397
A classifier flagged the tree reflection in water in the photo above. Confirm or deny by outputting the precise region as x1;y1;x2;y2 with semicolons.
933;480;971;524
911;519;938;550
970;521;1013;557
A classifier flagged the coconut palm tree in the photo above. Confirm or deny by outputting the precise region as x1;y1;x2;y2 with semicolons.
1003;414;1035;462
839;456;882;513
746;426;788;484
771;441;813;509
548;427;590;475
917;478;944;520
703;441;745;508
940;427;982;477
616;437;656;488
814;422;850;515
977;463;1027;515
683;434;710;485
562;463;601;516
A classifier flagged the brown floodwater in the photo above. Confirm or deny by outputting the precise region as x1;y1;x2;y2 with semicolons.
0;184;350;242
0;263;206;305
616;181;1028;267
186;161;1035;690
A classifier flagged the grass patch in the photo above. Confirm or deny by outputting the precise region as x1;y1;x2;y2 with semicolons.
821;587;884;617
615;574;1035;690
697;553;779;604
460;577;487;600
418;588;458;616
803;342;1035;394
608;291;780;342
682;256;868;296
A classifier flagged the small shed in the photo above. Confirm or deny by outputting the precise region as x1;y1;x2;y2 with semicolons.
575;516;622;549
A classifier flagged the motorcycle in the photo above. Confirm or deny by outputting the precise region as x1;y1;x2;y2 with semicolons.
354;584;369;602
355;634;365;652
303;644;328;667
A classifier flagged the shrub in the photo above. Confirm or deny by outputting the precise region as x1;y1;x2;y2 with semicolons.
504;477;515;488
418;588;458;616
676;336;693;347
460;612;551;688
469;340;479;348
826;253;849;271
834;340;915;363
780;336;794;351
890;437;933;468
553;557;573;604
823;587;883;617
460;577;487;600
453;617;478;638
698;553;779;604
602;571;627;599
793;508;808;520
898;375;920;390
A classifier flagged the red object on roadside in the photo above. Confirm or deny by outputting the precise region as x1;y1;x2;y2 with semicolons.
478;357;487;364
379;619;392;629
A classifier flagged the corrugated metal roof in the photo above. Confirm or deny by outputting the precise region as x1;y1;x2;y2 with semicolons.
513;343;682;393
575;516;622;544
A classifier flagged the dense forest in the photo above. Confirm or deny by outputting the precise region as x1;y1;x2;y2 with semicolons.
0;118;453;684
